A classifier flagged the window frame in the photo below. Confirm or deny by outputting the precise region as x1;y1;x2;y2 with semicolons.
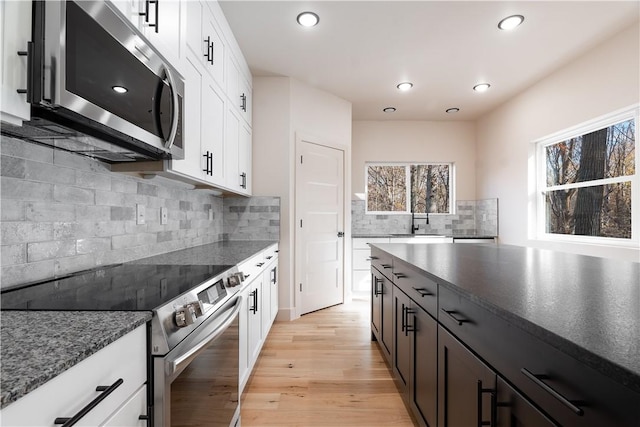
365;162;455;215
534;105;639;247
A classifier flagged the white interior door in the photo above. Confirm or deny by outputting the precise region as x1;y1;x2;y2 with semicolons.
296;137;345;315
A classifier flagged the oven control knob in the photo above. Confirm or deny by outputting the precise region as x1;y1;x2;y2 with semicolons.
175;306;195;327
187;301;204;317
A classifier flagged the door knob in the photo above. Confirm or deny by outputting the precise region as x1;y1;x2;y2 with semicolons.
337;231;344;237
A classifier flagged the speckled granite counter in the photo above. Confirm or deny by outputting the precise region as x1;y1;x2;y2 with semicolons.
0;311;151;408
131;240;278;266
371;243;640;393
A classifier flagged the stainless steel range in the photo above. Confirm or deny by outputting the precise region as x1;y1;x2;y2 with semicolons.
1;262;249;427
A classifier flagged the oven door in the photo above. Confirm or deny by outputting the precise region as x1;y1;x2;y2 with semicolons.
35;0;184;159
154;295;242;427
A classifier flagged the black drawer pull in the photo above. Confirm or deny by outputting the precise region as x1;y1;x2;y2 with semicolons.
520;368;584;416
373;277;383;295
441;308;469;326
412;287;433;297
54;378;123;426
266;256;273;260
381;264;392;269
477;380;496;427
393;272;406;279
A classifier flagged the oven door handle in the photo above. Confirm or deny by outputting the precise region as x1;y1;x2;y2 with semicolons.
166;295;242;377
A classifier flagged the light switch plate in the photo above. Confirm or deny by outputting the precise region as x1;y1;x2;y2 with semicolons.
160;207;168;225
208;208;213;221
136;204;145;225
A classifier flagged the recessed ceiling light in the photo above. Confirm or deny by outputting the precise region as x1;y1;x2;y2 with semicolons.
383;107;396;113
112;85;128;94
498;15;524;31
446;108;460;113
396;82;413;91
297;11;319;27
473;83;491;92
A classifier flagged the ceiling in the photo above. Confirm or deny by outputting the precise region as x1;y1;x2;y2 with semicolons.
218;1;640;121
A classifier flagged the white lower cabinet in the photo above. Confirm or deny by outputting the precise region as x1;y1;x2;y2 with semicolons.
238;244;279;392
0;325;147;427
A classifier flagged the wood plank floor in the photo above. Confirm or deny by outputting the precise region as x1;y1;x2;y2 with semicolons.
240;296;416;426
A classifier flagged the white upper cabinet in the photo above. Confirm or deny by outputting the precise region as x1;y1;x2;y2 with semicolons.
137;0;182;69
1;0;32;125
185;0;226;89
227;54;252;126
201;78;226;186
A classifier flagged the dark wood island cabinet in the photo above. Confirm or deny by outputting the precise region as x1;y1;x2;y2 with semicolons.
370;244;640;427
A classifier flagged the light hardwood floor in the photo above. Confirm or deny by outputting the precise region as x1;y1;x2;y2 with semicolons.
240;296;416;426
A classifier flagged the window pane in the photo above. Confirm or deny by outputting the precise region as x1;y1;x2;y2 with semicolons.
545;182;631;238
546;119;635;186
366;165;407;212
410;164;451;213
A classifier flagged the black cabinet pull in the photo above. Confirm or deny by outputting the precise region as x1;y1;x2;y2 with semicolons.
17;41;39;103
477;380;496;427
240;93;247;112
266;256;273;260
393;272;406;279
250;289;258;314
256;262;265;267
140;1;158;32
404;307;415;336
203;36;214;64
373;277;383;296
441;308;469;326
202;151;213;175
271;266;277;284
240;172;247;189
412;287;433;297
400;304;406;333
366;256;378;261
381;264;392;269
54;378;123;426
520;368;584;416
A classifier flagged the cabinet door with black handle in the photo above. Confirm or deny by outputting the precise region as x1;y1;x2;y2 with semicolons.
394;286;412;393
371;268;382;340
412;303;437;427
496;376;557;427
438;325;495;427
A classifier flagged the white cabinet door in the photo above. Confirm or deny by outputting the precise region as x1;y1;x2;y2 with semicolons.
226;54;252;126
138;0;182;68
1;0;32;125
225;107;241;192
100;385;147;427
169;55;203;180
267;259;279;324
239;284;250;390
247;277;263;366
239;123;252;194
201;80;226;186
184;0;225;88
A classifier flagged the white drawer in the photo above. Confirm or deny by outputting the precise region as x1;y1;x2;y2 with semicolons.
1;325;146;427
353;248;373;270
352;237;389;249
100;384;147;427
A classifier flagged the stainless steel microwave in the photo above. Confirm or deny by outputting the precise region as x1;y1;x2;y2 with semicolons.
9;0;184;162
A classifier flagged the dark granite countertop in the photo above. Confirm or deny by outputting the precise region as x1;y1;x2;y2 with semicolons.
0;311;151;408
371;242;640;393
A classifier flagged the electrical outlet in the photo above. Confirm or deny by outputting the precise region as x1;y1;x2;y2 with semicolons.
136;204;145;225
208;208;213;221
160;207;168;225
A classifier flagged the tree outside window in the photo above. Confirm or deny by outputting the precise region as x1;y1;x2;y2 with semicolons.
540;113;636;240
366;163;453;214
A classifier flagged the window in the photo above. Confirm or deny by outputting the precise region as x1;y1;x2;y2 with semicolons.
366;163;454;214
536;106;637;243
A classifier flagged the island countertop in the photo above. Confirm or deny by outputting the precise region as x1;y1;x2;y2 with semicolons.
370;242;640;393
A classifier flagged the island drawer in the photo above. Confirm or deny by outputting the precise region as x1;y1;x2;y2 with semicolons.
438;285;640;427
370;247;393;279
392;259;437;317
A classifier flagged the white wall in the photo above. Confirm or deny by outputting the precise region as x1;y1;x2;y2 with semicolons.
352;121;477;200
476;22;640;261
252;77;352;320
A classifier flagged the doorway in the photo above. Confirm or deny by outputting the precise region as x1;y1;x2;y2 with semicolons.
295;136;345;315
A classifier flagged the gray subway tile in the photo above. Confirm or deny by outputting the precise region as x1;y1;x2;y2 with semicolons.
111;206;135;221
179;200;192;211
54;253;96;276
1;177;53;201
53;185;95;205
1;200;25;221
111;178;138;194
25;161;75;185
76;205;111;222
76;170;111;190
76;237;112;254
1;156;26;178
53;221;95;240
26;202;76;222
137;182;158;197
53;149;110;174
0;138;53;163
95;190;125;206
1;222;53;244
27;240;76;262
0;260;55;289
1;244;27;266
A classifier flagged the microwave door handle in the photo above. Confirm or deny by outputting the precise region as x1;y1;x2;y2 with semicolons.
162;66;180;150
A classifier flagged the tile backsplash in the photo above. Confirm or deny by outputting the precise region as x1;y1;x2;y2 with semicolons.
0;137;279;289
222;196;280;241
351;199;498;236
